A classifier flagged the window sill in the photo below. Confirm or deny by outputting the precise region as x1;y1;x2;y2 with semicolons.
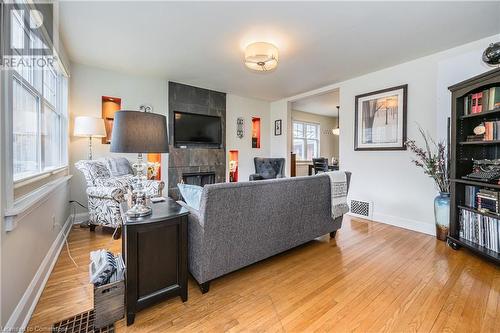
4;175;72;232
14;166;68;188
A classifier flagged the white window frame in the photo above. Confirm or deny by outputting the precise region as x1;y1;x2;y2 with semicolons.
292;120;321;161
1;0;70;216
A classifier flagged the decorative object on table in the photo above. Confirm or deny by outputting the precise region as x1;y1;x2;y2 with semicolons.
244;41;279;72
332;106;340;135
120;198;189;325
274;119;282;136
331;157;339;166
237;117;244;139
74;157;165;238
147;161;161;180
355;85;407;151
52;309;114;333
405;126;450;241
139;104;153;113
482;42;500;66
101;96;122;144
73;116;106;160
111;110;169;217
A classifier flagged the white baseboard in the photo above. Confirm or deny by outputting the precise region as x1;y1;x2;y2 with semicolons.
347;212;436;236
73;212;89;224
4;213;74;331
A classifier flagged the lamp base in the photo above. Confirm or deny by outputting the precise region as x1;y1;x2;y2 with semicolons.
126;203;152;218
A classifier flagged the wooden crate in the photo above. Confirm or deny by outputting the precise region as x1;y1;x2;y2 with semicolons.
93;279;125;329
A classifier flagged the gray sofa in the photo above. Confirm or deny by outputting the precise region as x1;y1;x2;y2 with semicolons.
179;172;351;293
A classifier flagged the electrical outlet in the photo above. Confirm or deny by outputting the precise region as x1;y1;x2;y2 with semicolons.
52;215;57;230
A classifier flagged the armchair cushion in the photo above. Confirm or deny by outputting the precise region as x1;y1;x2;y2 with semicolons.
101;157;134;177
95;174;133;189
75;160;111;187
87;186;125;201
249;174;264;181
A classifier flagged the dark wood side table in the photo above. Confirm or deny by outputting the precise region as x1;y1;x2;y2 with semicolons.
121;198;189;325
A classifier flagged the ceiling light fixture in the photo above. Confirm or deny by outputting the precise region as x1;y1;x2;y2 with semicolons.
244;42;279;72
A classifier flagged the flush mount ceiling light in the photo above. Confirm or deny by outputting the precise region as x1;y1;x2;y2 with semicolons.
244;42;279;72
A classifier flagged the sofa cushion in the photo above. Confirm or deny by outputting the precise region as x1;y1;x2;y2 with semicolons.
177;183;203;210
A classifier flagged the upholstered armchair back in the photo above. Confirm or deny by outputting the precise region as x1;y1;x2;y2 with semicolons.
252;158;285;180
75;160;112;187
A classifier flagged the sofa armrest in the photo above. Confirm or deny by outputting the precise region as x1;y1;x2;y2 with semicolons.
87;186;124;201
249;174;263;181
177;200;206;283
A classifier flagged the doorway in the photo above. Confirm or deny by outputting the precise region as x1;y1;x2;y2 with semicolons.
290;88;340;176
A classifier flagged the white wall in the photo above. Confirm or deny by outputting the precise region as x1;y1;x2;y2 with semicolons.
226;95;270;181
270;100;291;176
271;34;499;235
69;63;168;209
1;183;71;329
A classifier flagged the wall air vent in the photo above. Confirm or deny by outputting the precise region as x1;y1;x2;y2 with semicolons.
349;199;373;219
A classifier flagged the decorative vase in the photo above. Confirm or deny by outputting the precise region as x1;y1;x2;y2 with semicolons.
434;192;450;241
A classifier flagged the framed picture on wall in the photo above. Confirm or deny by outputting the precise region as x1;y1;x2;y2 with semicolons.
354;84;407;151
274;119;282;136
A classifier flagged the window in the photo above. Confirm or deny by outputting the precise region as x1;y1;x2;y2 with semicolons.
293;121;320;161
9;5;69;182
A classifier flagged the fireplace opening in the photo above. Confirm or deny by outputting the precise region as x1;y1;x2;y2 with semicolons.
182;171;216;187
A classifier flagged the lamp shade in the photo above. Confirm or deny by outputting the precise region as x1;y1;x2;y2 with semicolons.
74;116;106;137
244;42;279;71
110;110;169;153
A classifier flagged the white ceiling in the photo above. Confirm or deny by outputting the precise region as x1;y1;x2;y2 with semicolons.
60;1;500;101
292;89;339;117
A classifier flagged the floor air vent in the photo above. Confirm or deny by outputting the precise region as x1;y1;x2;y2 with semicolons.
349;199;373;219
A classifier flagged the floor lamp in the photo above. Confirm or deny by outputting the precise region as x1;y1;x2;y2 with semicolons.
74;116;106;160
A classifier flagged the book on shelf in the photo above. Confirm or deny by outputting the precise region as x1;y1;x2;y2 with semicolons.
464;186;500;214
489;87;500;111
459;209;499;253
463;86;500;115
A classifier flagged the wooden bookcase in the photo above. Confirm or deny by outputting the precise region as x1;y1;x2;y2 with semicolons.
448;68;500;265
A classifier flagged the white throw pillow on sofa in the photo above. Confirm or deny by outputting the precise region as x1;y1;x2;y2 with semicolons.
177;183;203;210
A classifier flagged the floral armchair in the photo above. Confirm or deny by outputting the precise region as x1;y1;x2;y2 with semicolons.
75;158;164;235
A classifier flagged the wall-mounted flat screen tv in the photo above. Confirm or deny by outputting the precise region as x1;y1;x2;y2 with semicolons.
174;111;222;146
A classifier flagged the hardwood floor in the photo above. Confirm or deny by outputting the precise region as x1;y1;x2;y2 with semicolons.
28;216;499;332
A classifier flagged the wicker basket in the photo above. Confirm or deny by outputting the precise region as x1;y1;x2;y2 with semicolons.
93;279;125;329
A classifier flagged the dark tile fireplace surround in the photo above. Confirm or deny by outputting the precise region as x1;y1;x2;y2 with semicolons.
168;82;226;199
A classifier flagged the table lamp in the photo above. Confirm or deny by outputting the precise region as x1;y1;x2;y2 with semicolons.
74;116;106;160
110;110;169;217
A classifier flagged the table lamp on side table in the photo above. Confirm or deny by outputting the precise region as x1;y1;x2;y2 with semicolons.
110;110;169;217
74;116;106;160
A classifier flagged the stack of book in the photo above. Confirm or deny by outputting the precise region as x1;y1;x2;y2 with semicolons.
464;186;500;213
477;189;500;213
460;209;499;253
483;120;500;141
463;86;500;115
